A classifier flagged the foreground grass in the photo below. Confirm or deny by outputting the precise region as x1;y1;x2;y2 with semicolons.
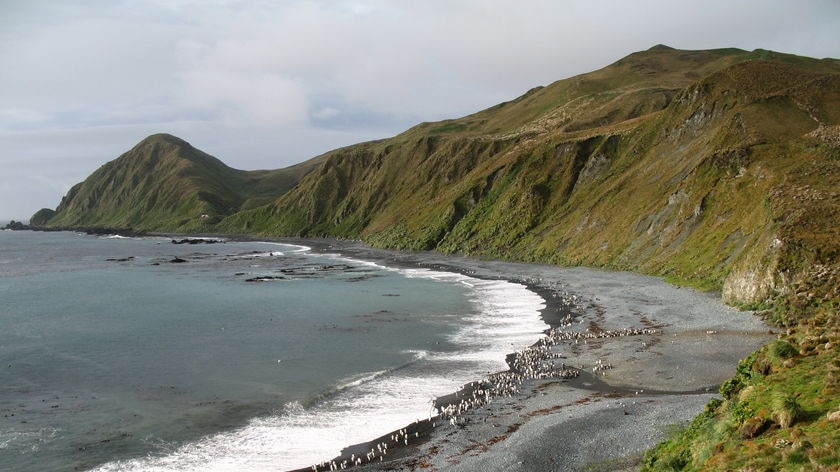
643;299;840;471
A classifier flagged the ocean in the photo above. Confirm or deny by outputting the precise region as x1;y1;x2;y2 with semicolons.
0;230;547;472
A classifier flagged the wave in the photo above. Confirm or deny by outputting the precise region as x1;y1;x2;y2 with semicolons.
90;252;548;472
334;370;389;392
300;350;430;409
316;253;549;363
90;369;466;472
225;242;313;260
0;427;62;454
335;350;429;392
259;242;311;253
229;251;285;259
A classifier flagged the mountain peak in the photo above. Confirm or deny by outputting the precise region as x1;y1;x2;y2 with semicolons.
136;133;191;148
647;44;676;51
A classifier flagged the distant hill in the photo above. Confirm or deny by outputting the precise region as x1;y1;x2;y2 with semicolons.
37;133;327;232
33;45;839;470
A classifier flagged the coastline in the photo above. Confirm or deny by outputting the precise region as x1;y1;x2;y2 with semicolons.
10;230;775;470
285;238;775;472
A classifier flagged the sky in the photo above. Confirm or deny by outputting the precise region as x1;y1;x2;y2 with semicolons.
1;0;838;222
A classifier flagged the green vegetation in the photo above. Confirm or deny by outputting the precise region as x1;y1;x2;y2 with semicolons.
33;45;839;470
643;300;839;471
33;133;328;233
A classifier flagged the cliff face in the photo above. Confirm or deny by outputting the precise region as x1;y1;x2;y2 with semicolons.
220;47;840;311
30;46;840;470
37;47;839;312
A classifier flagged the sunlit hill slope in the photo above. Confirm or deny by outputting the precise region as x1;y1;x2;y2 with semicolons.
217;45;839;311
33;133;327;232
33;45;839;470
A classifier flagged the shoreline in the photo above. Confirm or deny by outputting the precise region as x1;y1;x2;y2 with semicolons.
13;230;775;470
281;238;775;472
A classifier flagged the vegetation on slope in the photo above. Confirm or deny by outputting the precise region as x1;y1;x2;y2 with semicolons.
36;133;326;233
222;46;838;306
33;45;839;470
643;292;839;471
217;46;840;470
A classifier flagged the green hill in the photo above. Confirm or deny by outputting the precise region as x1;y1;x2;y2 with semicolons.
219;46;838;309
34;45;839;470
37;133;326;232
217;46;840;471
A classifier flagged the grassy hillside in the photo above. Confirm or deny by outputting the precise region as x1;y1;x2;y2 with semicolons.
217;46;839;470
221;46;838;307
37;133;326;232
34;45;839;470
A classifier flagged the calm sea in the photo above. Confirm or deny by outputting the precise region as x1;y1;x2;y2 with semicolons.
0;230;547;471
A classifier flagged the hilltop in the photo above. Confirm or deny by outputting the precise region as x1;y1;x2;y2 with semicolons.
32;45;839;470
217;45;838;309
34;133;327;232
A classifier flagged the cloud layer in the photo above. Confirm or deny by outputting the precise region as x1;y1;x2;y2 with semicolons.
1;0;838;219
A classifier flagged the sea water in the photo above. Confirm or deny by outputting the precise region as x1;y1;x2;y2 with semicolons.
0;230;547;472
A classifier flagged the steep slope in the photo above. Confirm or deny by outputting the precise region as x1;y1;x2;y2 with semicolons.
221;46;839;309
31;45;840;470
219;46;840;470
38;133;324;232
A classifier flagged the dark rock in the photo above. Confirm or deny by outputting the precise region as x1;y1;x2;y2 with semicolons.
245;275;286;282
739;416;772;439
3;220;30;230
171;238;223;245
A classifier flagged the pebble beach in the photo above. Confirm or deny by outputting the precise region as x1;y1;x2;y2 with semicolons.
293;240;774;472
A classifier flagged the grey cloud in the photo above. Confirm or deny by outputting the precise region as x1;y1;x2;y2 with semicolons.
1;0;838;219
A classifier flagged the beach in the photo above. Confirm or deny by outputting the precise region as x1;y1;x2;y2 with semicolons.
295;239;775;472
2;231;558;472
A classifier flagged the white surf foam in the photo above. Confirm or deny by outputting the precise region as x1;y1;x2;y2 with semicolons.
91;252;548;472
91;370;473;472
228;242;312;259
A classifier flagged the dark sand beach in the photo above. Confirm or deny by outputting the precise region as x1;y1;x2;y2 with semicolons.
276;239;774;472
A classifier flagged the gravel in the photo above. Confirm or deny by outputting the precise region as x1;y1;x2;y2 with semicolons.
298;240;775;472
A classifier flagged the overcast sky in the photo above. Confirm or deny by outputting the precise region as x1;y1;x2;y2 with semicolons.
1;0;838;221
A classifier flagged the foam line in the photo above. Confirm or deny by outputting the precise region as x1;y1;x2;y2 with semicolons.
91;253;548;472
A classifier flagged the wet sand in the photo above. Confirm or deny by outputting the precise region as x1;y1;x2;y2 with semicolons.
282;239;774;472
